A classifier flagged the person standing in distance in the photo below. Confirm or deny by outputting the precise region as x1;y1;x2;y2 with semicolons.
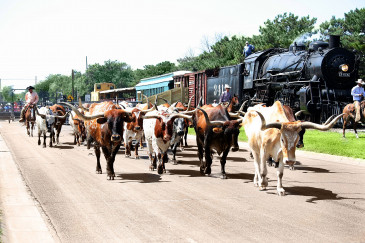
219;84;232;105
243;41;255;57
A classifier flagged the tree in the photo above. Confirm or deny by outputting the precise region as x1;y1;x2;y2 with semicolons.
253;13;317;50
134;61;177;82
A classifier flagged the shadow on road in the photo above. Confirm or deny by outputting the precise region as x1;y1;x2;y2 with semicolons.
116;173;167;183
167;169;204;177
295;166;333;174
283;186;344;203
55;145;74;149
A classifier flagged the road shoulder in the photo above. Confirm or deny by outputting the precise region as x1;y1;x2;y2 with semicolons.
0;131;55;242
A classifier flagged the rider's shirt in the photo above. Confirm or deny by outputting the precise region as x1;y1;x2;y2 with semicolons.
25;91;39;105
351;85;365;101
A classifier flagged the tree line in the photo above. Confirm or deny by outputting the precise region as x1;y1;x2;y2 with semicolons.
1;9;364;103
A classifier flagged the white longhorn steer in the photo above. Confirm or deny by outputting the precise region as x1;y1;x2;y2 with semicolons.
36;107;68;148
242;101;343;196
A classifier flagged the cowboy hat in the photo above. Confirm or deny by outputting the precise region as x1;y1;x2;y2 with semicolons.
355;79;364;84
224;84;231;89
27;86;35;90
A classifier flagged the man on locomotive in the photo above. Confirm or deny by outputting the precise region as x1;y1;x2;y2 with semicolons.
220;84;232;105
243;41;255;57
351;79;365;122
19;86;39;122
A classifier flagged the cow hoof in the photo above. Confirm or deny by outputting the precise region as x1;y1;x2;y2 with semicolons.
199;166;205;175
107;174;115;180
149;165;155;171
38;141;41;145
157;165;164;174
135;156;140;160
204;167;211;175
221;174;227;179
96;169;102;174
259;186;267;191
179;148;184;152
254;182;259;187
289;166;295;170
125;154;130;158
277;189;286;196
170;159;177;165
43;144;46;148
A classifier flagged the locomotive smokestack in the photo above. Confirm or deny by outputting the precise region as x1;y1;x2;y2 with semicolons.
329;35;340;49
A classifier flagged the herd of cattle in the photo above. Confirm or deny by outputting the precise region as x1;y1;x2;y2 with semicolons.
20;95;344;196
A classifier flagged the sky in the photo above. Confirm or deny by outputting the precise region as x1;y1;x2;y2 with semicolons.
0;0;363;91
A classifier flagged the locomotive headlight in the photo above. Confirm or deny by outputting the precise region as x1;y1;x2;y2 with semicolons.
340;64;349;72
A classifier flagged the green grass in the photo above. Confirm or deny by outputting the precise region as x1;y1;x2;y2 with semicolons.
189;128;365;160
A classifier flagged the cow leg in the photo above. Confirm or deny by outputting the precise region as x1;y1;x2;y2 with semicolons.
196;137;205;174
49;130;54;147
31;122;34;137
251;151;260;187
203;143;212;175
220;147;230;179
38;130;41;146
74;134;77;145
102;146;114;180
43;132;46;148
56;126;62;144
184;128;188;147
134;141;140;160
125;140;131;157
276;161;285;196
94;146;102;174
157;152;163;174
258;148;269;190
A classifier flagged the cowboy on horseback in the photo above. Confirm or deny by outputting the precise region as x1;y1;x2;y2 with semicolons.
19;86;39;122
351;79;365;123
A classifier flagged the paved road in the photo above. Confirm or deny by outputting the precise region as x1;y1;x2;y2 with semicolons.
1;121;365;242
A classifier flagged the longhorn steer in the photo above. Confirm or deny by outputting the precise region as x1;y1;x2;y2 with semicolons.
243;101;343;196
61;101;132;180
69;109;86;146
123;106;154;159
143;109;192;174
193;104;243;179
35;107;68;148
49;104;66;144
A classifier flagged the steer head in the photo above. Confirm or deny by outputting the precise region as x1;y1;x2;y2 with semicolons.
36;107;69;132
144;112;192;143
197;108;243;151
255;111;343;166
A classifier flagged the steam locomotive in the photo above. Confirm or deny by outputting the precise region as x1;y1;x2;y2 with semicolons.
203;35;360;123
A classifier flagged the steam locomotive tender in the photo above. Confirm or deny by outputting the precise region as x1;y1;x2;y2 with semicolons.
240;35;360;122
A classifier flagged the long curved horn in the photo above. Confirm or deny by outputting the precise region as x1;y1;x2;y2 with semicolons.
35;107;46;119
154;95;158;105
254;111;282;130
295;110;304;120
59;102;104;121
197;108;225;126
301;113;344;130
228;101;247;117
170;113;193;122
53;111;69;119
197;97;203;108
159;97;170;105
323;114;335;125
140;105;156;114
78;98;89;112
183;95;192;110
143;94;148;103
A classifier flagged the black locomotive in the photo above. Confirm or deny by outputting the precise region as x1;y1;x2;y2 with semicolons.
205;35;360;123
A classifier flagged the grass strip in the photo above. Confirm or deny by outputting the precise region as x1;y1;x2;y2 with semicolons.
188;128;365;160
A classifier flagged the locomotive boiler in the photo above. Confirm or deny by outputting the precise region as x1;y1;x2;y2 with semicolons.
241;35;360;122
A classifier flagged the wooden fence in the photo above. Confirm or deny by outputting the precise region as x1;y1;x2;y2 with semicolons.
138;87;189;105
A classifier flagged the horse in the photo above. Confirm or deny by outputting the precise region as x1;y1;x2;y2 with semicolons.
342;100;365;138
24;104;36;137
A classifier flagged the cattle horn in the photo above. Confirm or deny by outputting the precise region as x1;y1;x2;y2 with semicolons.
170;113;193;123
159;97;170;105
323;114;335;125
295;110;304;120
254;111;282;130
229;101;248;118
301;113;344;130
197;108;225;126
59;102;104;121
140;105;156;114
53;111;69;119
35;106;46;119
78;98;89;112
186;95;194;111
143;94;149;103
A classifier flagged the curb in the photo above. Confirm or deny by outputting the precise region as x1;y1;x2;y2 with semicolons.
0;132;55;242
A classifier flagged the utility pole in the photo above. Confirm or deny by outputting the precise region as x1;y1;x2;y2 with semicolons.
72;69;75;99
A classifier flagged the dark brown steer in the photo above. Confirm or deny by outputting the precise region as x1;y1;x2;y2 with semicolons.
193;104;243;179
61;101;132;180
49;104;66;144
